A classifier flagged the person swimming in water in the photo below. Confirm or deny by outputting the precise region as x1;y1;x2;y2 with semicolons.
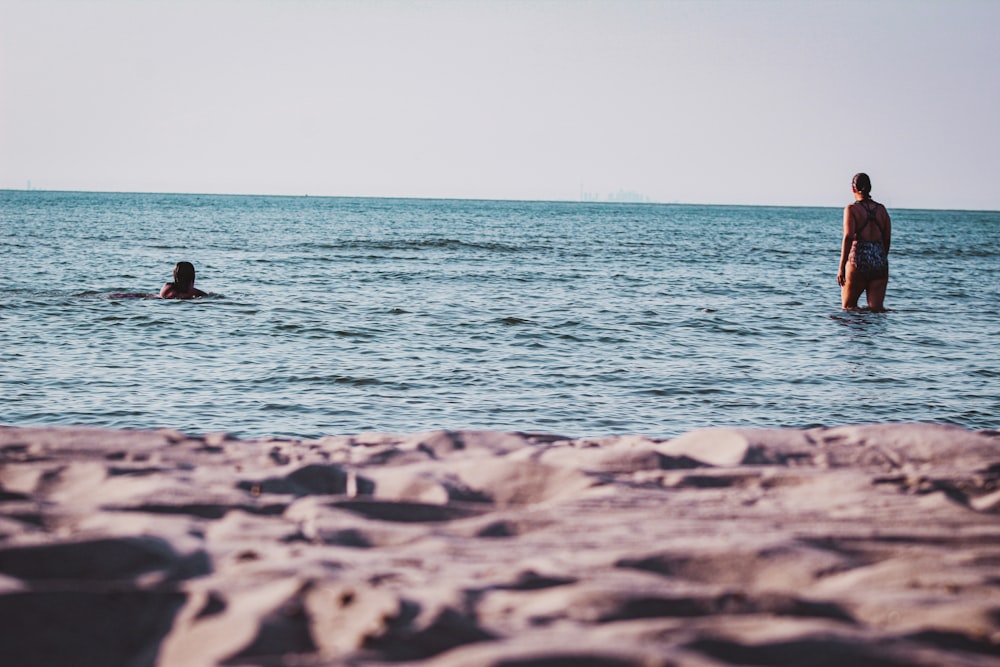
837;173;892;312
160;261;208;299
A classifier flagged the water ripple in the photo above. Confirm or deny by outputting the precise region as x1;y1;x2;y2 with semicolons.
2;191;998;438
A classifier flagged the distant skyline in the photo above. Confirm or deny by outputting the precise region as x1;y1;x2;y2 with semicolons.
2;0;999;210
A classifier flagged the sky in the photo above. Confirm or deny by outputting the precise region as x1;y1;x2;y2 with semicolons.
1;0;998;209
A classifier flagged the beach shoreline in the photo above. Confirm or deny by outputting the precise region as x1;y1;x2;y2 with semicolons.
1;422;999;666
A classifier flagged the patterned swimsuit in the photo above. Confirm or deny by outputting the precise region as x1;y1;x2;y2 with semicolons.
849;200;889;281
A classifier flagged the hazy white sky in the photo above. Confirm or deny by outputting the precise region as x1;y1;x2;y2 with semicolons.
2;0;998;208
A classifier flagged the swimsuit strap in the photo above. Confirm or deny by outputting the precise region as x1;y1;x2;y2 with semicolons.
861;200;878;223
855;200;882;239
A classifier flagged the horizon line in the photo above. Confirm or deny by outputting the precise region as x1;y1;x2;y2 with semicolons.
2;186;996;213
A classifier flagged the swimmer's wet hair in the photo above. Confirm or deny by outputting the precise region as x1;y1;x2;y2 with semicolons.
852;173;872;196
173;261;196;291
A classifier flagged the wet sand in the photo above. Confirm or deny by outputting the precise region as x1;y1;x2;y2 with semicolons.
1;422;999;666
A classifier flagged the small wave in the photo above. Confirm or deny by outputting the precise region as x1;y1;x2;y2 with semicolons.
267;323;376;339
70;291;223;301
332;329;377;339
281;374;406;388
106;292;158;299
309;238;531;253
905;246;1000;259
626;319;671;328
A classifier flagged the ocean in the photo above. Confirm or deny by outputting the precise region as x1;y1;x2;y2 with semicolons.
2;190;997;439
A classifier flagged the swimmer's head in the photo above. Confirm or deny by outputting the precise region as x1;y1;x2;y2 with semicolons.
173;261;196;290
852;173;872;197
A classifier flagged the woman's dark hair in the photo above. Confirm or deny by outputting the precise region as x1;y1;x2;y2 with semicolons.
173;261;196;291
852;173;872;198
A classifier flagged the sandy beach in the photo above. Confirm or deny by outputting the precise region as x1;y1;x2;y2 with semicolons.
1;422;999;666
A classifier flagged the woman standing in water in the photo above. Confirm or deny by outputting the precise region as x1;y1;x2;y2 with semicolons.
160;261;207;299
837;173;891;311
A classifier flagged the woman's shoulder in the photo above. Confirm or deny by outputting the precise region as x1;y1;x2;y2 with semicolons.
878;202;891;222
866;199;890;218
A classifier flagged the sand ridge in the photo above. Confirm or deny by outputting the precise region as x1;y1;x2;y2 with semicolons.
1;422;999;666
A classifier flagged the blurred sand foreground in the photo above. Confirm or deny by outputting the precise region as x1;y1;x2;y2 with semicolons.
1;422;999;667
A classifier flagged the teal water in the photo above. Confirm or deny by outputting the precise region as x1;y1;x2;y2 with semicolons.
2;190;998;439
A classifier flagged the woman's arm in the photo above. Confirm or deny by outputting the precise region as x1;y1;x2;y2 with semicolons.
159;283;174;298
837;205;854;286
